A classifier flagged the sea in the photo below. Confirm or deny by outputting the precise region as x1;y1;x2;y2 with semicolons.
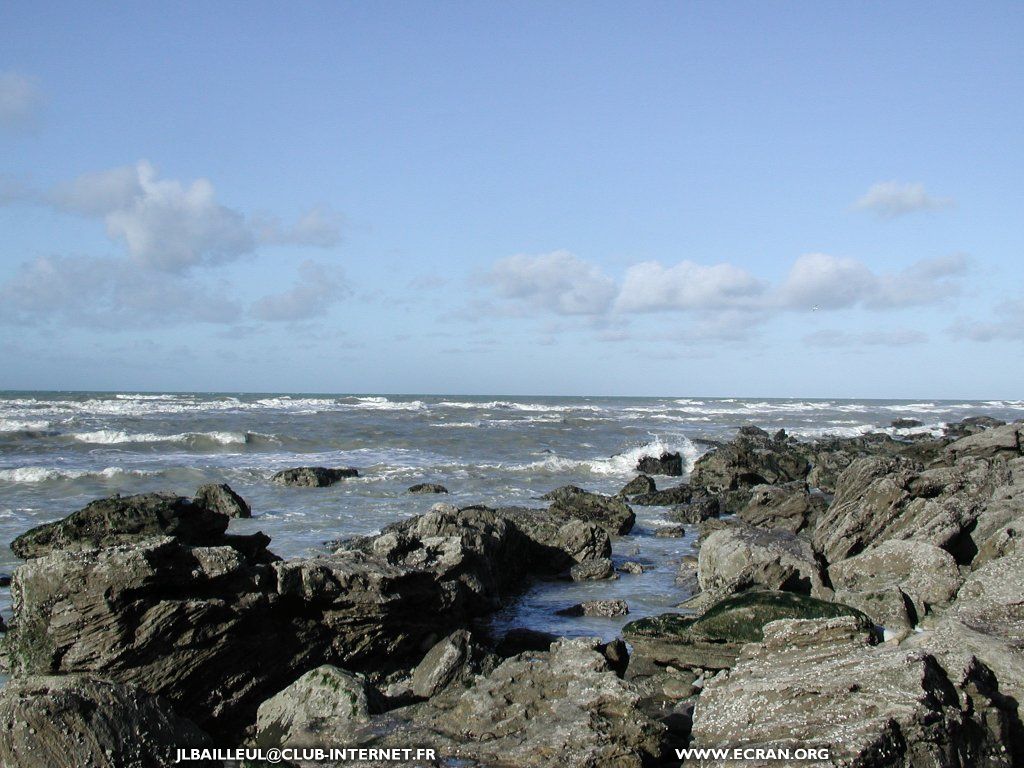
1;391;1022;640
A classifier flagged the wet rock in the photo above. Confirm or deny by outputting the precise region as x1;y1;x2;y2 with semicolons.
697;523;829;599
255;665;371;748
556;599;629;618
9;492;230;559
541;485;636;535
556;518;612;562
631;483;694;506
654;524;686;538
637;451;683;476
736;481;823;534
570;557;615;581
623;591;871;672
892;418;924;429
675;555;699;592
411;630;495;699
618;475;656;498
270;466;359;487
828;540;962;619
408;483;448;494
618;561;645;575
667;493;721;523
380;638;666;768
690;426;810;494
194;482;252;518
945;415;1008;439
0;674;216;768
690;616;1017;767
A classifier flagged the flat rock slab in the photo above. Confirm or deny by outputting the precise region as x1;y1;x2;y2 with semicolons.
271;466;359;486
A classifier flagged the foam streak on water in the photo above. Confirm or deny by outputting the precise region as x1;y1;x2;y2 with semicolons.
1;391;1022;636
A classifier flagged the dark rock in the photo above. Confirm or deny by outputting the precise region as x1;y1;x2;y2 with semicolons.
570;557;615;581
667;493;721;524
0;674;217;768
411;630;495;699
408;483;448;494
194;482;251;518
654;525;686;538
736;481;823;534
618;560;645;575
541;485;636;535
271;466;359;487
601;638;630;676
690;426;810;494
690;616;1018;766
0;573;10;587
637;451;683;476
892;418;924;429
556;599;629;618
945;415;1008;439
630;483;693;506
10;492;230;559
618;475;656;498
623;591;872;671
494;628;558;657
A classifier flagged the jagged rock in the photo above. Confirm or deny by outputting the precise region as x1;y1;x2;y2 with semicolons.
408;483;448;494
494;628;558;657
9;492;230;559
379;638;667;768
697;523;829;599
828;540;962;620
623;591;871;672
619;561;645;575
0;674;216;768
637;451;683;476
630;483;694;506
556;518;613;562
668;494;721;523
556;599;629;618
541;485;636;535
690;617;1019;767
618;475;656;498
271;466;359;487
570;557;615;581
892;418;924;429
255;665;371;748
803;433;949;493
946;423;1023;462
690;426;810;494
832;586;916;635
945;416;1010;440
194;482;251;518
410;630;495;699
676;555;699;592
736;482;823;534
654;524;686;538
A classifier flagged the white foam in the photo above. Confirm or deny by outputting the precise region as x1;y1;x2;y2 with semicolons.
0;466;154;483
71;430;255;445
511;436;703;476
0;419;51;432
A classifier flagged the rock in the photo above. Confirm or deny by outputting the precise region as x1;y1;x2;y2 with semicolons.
675;555;699;592
556;599;629;618
946;423;1023;462
654;524;686;538
0;573;10;587
832;586;916;635
193;482;251;518
623;591;871;672
541;485;636;535
0;674;216;768
736;482;823;534
637;451;683;476
410;630;494;699
380;638;666;768
556;518;612;562
408;483;448;494
667;493;721;523
828;540;963;620
892;418;924;428
570;557;615;581
618;561;645;575
630;483;694;506
255;665;371;748
494;628;558;657
690;616;1018;767
697;523;829;599
945;415;1008;439
9;492;231;559
618;475;656;498
270;466;359;487
690;426;810;494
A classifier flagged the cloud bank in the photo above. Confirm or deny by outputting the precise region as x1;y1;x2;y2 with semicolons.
853;181;954;219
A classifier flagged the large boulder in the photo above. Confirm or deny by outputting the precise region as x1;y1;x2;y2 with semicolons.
379;638;667;768
690;617;1018;767
946;423;1022;462
0;674;216;768
697;523;829;599
690;427;809;494
408;483;448;494
541;485;636;535
636;451;683;476
255;665;371;748
828;540;963;622
9;492;231;559
623;591;871;672
193;483;251;518
271;466;359;487
410;630;495;699
735;481;824;534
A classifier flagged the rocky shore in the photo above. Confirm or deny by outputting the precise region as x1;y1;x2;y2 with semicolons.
0;418;1021;766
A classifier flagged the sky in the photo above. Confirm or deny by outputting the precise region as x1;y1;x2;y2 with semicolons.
0;1;1021;398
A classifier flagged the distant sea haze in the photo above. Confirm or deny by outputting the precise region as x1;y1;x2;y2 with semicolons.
1;391;1021;636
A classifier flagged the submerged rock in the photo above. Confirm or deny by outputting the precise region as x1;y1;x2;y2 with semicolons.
637;451;683;476
556;599;629;618
271;466;359;487
408;483;448;494
0;674;216;768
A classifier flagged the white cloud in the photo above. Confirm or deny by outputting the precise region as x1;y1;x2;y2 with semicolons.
615;260;765;313
0;255;241;328
256;206;344;248
948;299;1024;342
853;181;953;219
251;260;349;321
483;250;616;316
803;328;928;347
0;71;44;132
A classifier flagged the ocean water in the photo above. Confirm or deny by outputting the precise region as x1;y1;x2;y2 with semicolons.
2;391;1022;640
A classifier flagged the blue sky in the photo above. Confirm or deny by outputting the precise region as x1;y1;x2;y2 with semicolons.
1;2;1021;397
